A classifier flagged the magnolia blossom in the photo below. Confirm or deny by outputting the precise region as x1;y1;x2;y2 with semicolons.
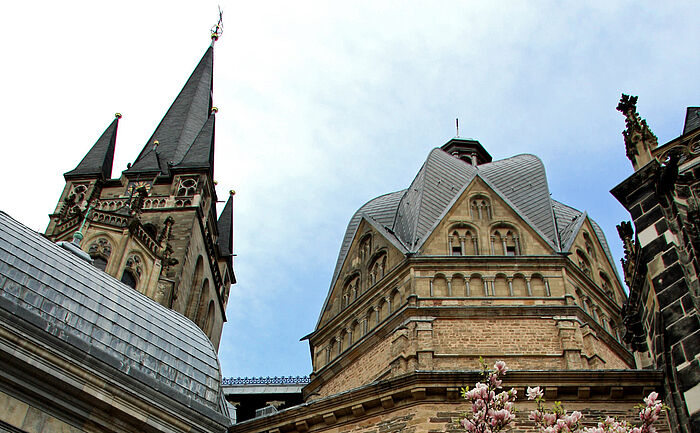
461;361;665;433
528;386;544;400
460;361;517;433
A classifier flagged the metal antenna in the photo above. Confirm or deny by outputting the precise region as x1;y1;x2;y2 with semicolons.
456;118;459;137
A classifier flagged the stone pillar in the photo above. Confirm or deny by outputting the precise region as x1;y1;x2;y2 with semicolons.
525;277;532;296
507;277;514;296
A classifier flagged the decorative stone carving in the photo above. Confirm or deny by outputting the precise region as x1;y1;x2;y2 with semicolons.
617;94;658;170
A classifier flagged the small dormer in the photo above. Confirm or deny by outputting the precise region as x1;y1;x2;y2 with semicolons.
441;137;492;166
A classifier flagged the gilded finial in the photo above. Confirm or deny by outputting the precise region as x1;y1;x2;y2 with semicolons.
211;7;224;41
214;180;218;185
153;140;159;151
115;113;122;119
212;107;218;114
229;190;236;196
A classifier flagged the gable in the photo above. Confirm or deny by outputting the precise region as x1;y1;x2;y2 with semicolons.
317;217;404;328
420;176;555;256
568;217;626;303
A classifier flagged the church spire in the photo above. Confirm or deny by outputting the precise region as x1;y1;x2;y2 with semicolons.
64;113;120;180
174;108;216;176
125;45;214;176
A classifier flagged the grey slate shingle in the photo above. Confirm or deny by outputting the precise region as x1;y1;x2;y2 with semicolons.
326;148;621;303
126;45;214;176
64;116;118;179
0;211;225;414
683;107;700;134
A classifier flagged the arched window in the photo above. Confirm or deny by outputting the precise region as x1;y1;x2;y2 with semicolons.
177;177;198;196
448;225;478;255
88;237;112;271
583;232;596;259
121;253;143;290
369;252;387;286
470;195;492;220
359;234;372;262
93;257;108;271
490;227;520;256
204;300;215;336
196;279;210;327
576;250;592;277
342;274;360;307
121;269;137;289
186;256;204;320
143;223;158;239
599;272;614;300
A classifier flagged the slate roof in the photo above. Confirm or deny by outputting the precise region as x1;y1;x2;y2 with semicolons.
683;107;700;134
125;45;214;176
328;147;619;294
217;193;236;283
0;211;226;416
64;116;118;179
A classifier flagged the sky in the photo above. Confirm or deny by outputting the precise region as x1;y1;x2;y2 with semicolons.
1;1;699;379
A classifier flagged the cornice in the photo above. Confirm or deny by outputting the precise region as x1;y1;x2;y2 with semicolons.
230;369;663;433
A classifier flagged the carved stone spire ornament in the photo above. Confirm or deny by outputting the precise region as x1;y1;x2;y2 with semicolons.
616;94;658;170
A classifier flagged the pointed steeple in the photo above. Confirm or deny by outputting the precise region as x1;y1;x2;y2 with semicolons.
217;191;235;283
65;114;120;179
174;109;216;176
217;190;233;257
125;45;214;176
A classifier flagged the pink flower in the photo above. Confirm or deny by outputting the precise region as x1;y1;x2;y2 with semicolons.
643;392;658;406
527;386;543;400
494;360;508;374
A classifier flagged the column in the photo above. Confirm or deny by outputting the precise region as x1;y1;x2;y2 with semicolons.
525;277;532;296
507;277;514;296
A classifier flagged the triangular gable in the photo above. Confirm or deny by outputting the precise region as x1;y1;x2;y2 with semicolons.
569;216;624;288
479;154;559;248
328;190;405;296
419;175;556;255
316;215;406;329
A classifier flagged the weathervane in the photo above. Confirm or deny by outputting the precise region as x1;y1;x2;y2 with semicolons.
211;6;224;41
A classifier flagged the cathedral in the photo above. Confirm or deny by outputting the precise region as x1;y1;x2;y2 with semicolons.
0;28;698;433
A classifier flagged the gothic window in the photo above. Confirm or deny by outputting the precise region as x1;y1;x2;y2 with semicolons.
448;225;478;255
203;300;215;336
93;257;108;271
576;250;592;277
470;195;492;220
599;272;614;300
359;234;372;262
369;253;387;286
177;177;198;196
186;256;204;320
583;232;596;259
143;223;158;239
490;227;520;256
450;231;462;255
121;269;137;289
69;183;88;204
88;238;112;271
343;274;360;307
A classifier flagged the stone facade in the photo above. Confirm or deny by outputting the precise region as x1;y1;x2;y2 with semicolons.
45;171;233;348
611;97;700;433
228;135;669;433
43;44;235;350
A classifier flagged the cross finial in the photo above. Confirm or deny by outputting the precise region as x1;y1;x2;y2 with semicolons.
211;7;224;41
